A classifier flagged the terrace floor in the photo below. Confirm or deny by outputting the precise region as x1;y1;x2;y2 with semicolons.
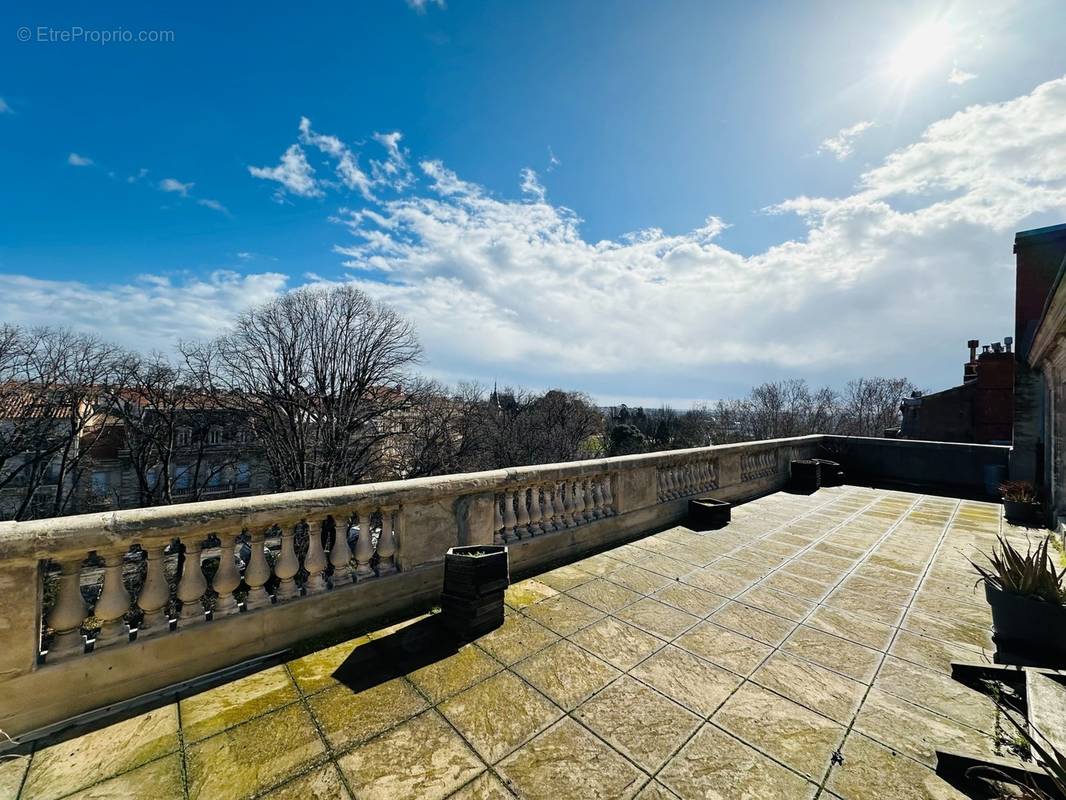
1;486;1016;800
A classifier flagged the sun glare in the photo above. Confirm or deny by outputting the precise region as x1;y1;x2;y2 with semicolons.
887;21;954;83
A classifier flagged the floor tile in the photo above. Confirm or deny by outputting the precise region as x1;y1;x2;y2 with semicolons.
21;706;179;800
634;780;681;799
682;567;757;597
440;671;562;763
475;613;560;666
0;753;30;799
185;702;326;800
853;689;996;767
615;598;700;640
712;683;844;780
900;610;993;651
575;676;701;771
337;710;483;800
497;718;645;800
751;650;866;725
521;593;604;636
407;644;502;704
630;645;742;716
536;564;596;592
888;630;987;675
607;565;675;595
781;626;882;682
449;771;514;799
512;640;620;710
806;605;896;652
287;635;376;695
566;578;644;613
875;656;996;733
308;677;428;750
569;616;666;671
258;763;352;800
659;723;814;800
736;585;817;622
505;579;559;609
675;621;773;676
827;732;968;800
180;665;299;743
652;583;727;617
708;601;796;646
62;753;183;800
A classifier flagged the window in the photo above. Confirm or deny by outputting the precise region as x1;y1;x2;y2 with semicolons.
173;465;191;491
176;428;191;446
207;468;224;488
235;461;251;488
91;470;109;495
208;428;222;445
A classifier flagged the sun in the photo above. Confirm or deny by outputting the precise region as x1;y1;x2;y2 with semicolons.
886;21;954;84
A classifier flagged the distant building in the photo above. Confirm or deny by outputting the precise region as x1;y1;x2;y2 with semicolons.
1012;222;1066;528
899;338;1014;444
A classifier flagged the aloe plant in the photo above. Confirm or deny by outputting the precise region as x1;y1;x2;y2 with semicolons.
1001;480;1040;503
971;535;1066;605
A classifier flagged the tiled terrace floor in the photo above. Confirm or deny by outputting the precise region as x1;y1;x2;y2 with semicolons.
2;486;1019;800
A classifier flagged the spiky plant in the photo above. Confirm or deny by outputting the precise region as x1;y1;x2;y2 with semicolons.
1001;480;1040;503
971;535;1066;605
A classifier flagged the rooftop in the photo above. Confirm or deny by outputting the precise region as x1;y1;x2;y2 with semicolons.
1;484;1008;800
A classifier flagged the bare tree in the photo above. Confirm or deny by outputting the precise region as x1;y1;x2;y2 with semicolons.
184;285;422;491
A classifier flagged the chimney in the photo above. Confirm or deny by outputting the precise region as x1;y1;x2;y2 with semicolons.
1004;336;1013;353
967;339;979;362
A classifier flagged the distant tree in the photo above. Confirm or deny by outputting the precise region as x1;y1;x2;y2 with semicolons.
607;423;649;456
183;285;422;491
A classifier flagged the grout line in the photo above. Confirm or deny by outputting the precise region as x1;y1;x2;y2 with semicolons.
811;496;965;798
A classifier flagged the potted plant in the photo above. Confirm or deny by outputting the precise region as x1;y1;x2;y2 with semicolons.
1000;481;1043;527
441;545;508;639
688;498;730;531
972;535;1066;667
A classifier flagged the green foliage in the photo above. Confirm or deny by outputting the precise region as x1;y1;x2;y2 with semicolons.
971;534;1065;605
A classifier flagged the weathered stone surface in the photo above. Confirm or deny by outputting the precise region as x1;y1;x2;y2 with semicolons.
497;718;645;800
708;601;797;646
407;644;502;704
520;593;604;636
569;616;665;670
805;605;896;651
659;723;815;800
828;732;969;800
337;710;483;800
180;665;299;743
615;597;700;640
449;771;514;800
475;613;559;665
781;625;882;682
62;754;183;800
286;635;375;694
185;703;325;800
440;671;562;763
22;706;179;800
675;621;773;676
566;577;644;613
259;764;353;800
308;678;428;750
575;676;701;771
630;645;741;716
513;640;620;710
652;582;727;617
751;650;866;724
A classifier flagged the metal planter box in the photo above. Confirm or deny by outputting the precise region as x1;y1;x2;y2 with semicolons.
688;498;731;531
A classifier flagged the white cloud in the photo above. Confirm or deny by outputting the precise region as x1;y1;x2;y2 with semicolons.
0;98;12;114
159;178;193;197
127;167;149;184
321;76;1066;394
406;0;445;12
197;197;229;215
0;271;288;354
67;152;94;167
948;63;978;85
249;143;322;199
818;121;874;161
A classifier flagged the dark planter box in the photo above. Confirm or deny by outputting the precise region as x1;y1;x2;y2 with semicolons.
790;460;821;494
985;584;1066;668
1003;499;1043;527
688;498;731;531
812;459;844;487
442;545;508;638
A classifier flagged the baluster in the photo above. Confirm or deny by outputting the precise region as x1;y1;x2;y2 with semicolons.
685;465;695;494
514;488;531;538
274;526;300;601
136;545;170;635
539;484;554;532
93;551;131;648
330;517;354;586
303;521;328;594
571;480;586;524
559;480;574;528
48;558;87;659
493;495;505;545
501;492;517;542
244;529;272;609
353;510;376;580
176;540;208;624
672;467;682;498
527;485;544;536
601;475;615;515
549;482;564;530
589;479;604;520
656;470;665;502
695;462;706;491
376;507;398;575
662;468;674;499
212;533;241;616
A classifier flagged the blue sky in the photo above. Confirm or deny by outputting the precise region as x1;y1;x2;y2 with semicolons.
2;0;1066;404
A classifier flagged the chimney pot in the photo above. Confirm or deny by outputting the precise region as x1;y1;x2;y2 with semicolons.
1004;336;1013;353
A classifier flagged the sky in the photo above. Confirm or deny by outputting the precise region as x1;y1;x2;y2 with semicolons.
2;0;1066;406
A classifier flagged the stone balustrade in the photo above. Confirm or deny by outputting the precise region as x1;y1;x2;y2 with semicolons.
0;435;835;737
